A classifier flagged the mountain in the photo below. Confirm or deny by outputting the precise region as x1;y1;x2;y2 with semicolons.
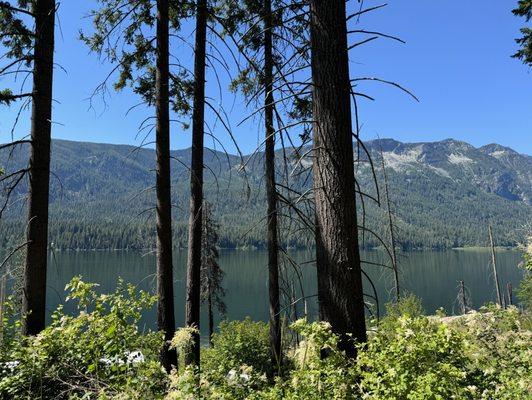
358;139;531;204
0;138;530;250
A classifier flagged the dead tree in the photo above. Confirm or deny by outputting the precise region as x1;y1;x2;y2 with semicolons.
379;144;400;303
489;225;503;307
459;280;467;315
0;274;5;342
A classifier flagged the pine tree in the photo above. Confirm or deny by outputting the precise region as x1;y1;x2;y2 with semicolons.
218;0;310;370
154;0;177;370
185;0;208;367
310;0;367;356
0;0;56;335
81;0;193;369
513;0;532;66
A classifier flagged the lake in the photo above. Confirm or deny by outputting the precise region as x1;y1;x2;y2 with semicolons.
36;249;524;334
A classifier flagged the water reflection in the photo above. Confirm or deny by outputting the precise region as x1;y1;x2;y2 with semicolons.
44;249;524;334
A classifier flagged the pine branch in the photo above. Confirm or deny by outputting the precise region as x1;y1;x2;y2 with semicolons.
0;1;35;17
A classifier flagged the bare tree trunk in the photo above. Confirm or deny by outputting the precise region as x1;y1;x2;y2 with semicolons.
155;0;177;371
0;274;5;344
263;0;281;370
22;0;55;336
310;0;367;357
459;280;466;315
379;146;399;303
185;0;207;366
507;282;513;306
207;282;213;347
489;225;503;307
290;283;300;345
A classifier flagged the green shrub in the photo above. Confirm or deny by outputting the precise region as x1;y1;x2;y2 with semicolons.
167;318;271;399
386;293;425;319
450;306;532;399
0;276;168;399
517;242;532;310
517;274;532;310
265;299;532;400
203;318;272;376
258;319;359;400
3;282;531;399
377;294;425;338
357;315;470;399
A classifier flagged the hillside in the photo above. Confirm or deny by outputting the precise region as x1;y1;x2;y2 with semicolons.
0;138;530;250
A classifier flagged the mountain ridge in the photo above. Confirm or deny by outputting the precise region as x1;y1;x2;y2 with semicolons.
0;137;530;250
35;137;531;157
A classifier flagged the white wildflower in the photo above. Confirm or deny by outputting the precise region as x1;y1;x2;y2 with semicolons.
227;369;237;382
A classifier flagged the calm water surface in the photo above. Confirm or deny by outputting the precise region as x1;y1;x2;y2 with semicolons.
41;249;524;334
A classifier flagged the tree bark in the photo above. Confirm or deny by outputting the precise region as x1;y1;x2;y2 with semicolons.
263;0;281;370
22;0;55;336
155;0;177;371
185;0;207;366
310;0;367;356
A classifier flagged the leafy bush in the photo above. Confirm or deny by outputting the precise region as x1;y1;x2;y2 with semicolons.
377;293;425;335
265;301;531;400
0;276;167;399
450;305;532;399
385;293;425;319
203;318;272;377
357;315;470;399
2;284;531;399
517;239;532;310
258;319;359;400
167;319;271;399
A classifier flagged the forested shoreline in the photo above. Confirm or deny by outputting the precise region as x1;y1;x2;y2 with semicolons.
1;219;527;252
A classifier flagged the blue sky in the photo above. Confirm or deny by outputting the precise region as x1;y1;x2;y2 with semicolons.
1;0;531;154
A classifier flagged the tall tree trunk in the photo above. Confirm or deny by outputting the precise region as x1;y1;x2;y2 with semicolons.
207;282;213;347
310;0;367;357
380;146;400;303
22;0;55;336
0;274;6;343
185;0;207;366
489;225;503;307
263;0;281;370
155;0;177;371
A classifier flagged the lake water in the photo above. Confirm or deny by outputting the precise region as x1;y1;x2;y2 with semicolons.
38;249;524;334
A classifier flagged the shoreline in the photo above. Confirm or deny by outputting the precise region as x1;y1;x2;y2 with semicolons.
42;246;522;253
